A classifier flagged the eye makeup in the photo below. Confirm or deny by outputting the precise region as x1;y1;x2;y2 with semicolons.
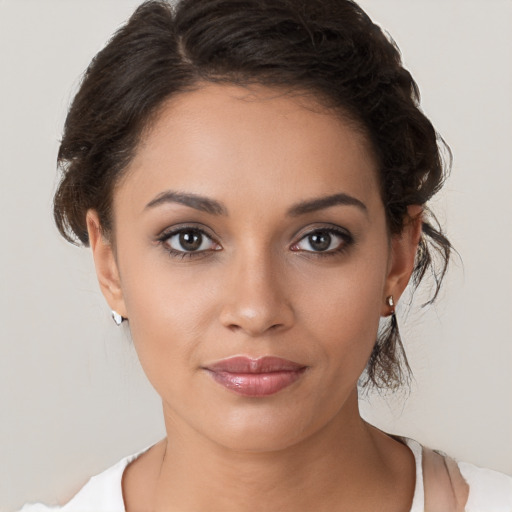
154;221;356;262
155;224;221;260
290;226;355;259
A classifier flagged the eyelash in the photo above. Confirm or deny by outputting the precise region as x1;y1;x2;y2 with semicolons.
155;225;354;260
156;226;219;260
291;226;354;258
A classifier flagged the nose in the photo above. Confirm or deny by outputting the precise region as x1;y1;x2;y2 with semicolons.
219;251;295;337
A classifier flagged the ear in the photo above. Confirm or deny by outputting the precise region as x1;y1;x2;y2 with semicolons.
86;210;128;318
381;205;423;315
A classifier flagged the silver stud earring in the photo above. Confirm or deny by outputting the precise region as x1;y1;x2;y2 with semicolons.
112;310;125;326
386;295;395;312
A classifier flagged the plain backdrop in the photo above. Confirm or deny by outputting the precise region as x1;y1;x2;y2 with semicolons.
1;1;511;510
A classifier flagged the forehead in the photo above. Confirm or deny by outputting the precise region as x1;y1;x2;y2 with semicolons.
118;83;381;216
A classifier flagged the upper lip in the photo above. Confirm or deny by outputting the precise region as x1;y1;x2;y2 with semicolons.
205;356;306;373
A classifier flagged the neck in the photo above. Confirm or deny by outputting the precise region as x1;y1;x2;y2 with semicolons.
144;389;413;512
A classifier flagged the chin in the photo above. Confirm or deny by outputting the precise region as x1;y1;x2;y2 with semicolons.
195;399;338;454
212;423;312;454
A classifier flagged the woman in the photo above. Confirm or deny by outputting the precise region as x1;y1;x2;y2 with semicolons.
19;0;512;510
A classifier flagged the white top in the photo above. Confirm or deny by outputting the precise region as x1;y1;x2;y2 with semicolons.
21;438;512;512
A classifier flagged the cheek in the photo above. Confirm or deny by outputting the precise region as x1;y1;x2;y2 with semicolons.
294;252;388;371
118;251;221;391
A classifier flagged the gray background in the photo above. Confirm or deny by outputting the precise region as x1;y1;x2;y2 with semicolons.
1;1;511;510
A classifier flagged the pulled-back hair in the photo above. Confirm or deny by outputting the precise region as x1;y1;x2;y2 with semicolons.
54;0;451;390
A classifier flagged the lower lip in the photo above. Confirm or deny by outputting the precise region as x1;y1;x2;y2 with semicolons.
207;369;306;397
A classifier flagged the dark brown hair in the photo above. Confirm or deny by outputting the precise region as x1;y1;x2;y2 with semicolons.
54;0;451;390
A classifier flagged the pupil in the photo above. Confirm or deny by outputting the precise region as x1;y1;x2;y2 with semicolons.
309;232;331;251
179;231;202;251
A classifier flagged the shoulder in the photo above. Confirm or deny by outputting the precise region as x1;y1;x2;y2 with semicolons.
400;436;512;511
458;460;512;511
19;446;152;512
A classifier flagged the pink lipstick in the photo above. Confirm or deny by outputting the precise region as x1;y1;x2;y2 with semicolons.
204;356;307;397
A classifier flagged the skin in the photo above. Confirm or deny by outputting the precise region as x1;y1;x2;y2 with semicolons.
87;83;422;511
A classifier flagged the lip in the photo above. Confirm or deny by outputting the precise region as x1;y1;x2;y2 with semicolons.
204;356;307;397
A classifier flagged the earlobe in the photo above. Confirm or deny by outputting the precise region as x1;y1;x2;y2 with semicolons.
86;210;127;318
382;205;423;315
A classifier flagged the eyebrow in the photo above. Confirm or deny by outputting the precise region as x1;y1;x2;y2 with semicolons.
287;193;368;217
144;190;367;217
144;191;227;215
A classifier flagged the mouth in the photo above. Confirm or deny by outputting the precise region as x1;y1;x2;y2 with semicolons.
203;356;308;397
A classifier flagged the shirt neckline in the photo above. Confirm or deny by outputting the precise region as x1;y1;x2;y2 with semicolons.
67;436;425;511
400;436;425;512
116;437;425;512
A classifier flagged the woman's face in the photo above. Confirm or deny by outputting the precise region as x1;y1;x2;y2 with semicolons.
89;84;418;452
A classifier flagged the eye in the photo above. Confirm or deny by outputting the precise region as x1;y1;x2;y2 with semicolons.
291;228;352;254
160;227;220;254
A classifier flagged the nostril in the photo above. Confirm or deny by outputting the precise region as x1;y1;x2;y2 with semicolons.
219;297;295;336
